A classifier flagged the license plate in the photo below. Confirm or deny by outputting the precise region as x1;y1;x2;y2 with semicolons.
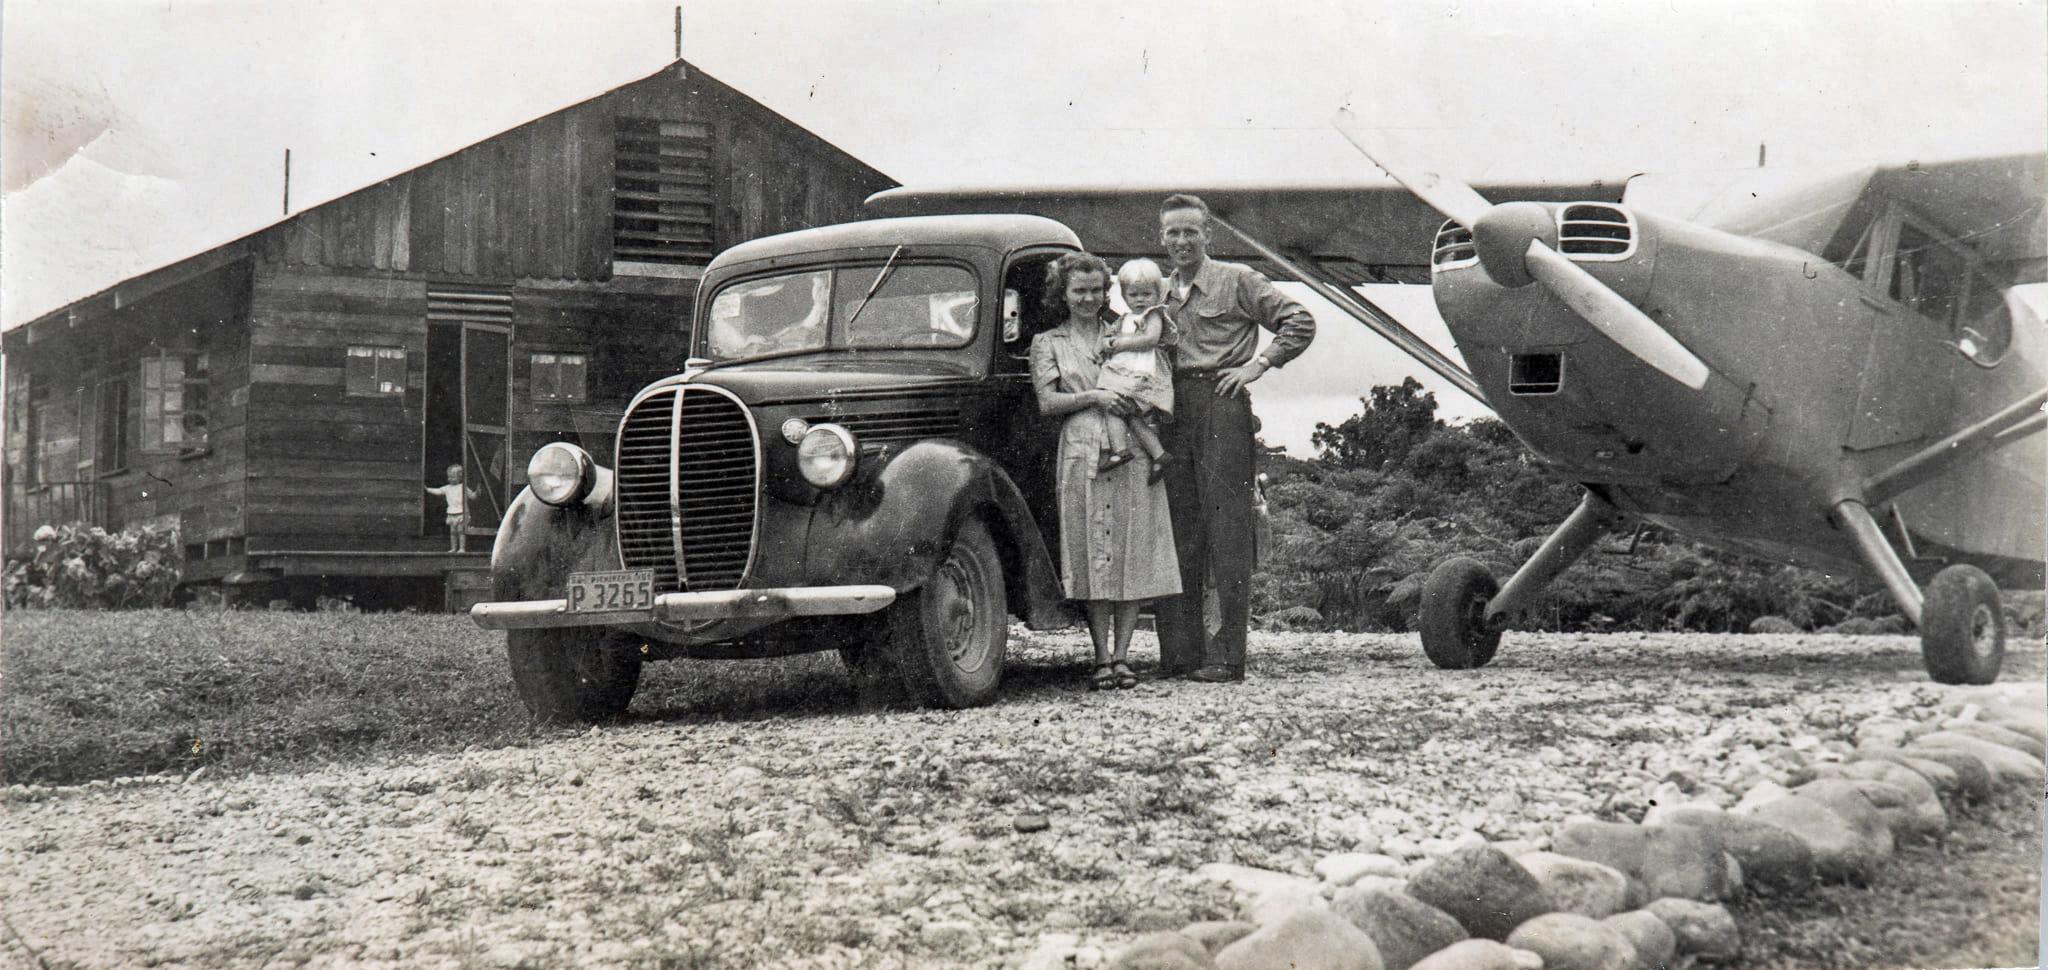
566;569;655;613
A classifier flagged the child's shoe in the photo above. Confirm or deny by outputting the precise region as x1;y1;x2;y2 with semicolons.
1147;452;1175;485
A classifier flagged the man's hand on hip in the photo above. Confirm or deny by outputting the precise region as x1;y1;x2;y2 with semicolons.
1214;358;1270;397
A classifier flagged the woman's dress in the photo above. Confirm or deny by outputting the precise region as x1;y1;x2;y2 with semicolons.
1030;323;1182;602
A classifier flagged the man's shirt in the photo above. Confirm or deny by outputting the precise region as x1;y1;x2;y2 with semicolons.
1165;259;1315;373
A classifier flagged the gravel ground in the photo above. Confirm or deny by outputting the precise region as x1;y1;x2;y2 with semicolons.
2;629;2041;969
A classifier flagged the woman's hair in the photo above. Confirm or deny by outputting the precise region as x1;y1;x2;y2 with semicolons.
1116;258;1165;291
1041;252;1113;320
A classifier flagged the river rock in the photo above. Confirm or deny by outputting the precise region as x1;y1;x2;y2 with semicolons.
1504;913;1637;970
1245;882;1329;925
1897;745;1995;801
1317;853;1408;886
1853;716;1918;750
1651;807;1814;893
1181;922;1257;954
1850;749;1960;795
1551;821;1727;903
1108;932;1219;970
1938;720;2046;758
1330;886;1467;970
1405;846;1553;941
1733;792;1888;883
1911;732;2044;786
1214;906;1383;970
1601;910;1676;970
1514;852;1630;918
1643;898;1739;962
1195;863;1322;913
1815;762;1946;840
1408;940;1544;970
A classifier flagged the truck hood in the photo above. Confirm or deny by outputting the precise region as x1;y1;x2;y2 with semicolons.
676;355;980;405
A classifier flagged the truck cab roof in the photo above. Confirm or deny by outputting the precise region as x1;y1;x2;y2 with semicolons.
707;214;1082;273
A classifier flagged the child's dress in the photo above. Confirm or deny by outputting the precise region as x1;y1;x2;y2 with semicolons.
1096;305;1175;415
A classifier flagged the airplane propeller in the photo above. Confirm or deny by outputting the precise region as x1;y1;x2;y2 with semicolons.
1332;109;1711;391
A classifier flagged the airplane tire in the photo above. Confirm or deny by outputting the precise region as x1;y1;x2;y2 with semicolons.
1419;557;1503;670
1919;564;2004;685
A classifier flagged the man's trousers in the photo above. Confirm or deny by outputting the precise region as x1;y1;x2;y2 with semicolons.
1156;373;1257;675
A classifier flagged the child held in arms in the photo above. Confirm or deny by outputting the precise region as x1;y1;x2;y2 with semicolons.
425;464;479;553
1097;258;1176;481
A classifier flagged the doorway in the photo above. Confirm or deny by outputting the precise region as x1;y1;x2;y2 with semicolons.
424;320;511;545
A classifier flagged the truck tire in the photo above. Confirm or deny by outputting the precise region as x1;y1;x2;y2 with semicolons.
506;628;643;722
887;518;1007;708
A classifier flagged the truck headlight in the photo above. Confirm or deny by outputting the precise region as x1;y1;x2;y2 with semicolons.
528;442;596;506
798;424;857;489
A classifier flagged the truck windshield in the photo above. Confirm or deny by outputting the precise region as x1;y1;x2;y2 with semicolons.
704;264;977;359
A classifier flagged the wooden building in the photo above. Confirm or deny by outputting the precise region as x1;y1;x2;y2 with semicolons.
2;61;894;607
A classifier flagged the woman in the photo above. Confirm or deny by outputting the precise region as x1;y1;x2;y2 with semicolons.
1028;253;1182;690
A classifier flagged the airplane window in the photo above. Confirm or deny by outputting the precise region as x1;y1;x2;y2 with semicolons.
1891;223;1965;325
1955;269;2013;366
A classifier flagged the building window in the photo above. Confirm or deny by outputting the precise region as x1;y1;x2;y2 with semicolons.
530;352;588;403
141;352;209;454
614;117;716;266
95;378;128;474
346;345;408;397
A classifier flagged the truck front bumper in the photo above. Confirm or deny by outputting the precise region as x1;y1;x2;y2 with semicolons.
469;584;898;631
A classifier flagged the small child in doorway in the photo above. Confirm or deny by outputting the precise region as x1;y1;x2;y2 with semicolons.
425;464;479;552
1097;259;1175;482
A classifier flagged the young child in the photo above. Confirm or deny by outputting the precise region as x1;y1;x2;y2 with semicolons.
425;464;478;552
1097;259;1176;482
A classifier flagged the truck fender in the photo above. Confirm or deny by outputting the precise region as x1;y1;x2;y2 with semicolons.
488;488;619;601
803;440;1068;628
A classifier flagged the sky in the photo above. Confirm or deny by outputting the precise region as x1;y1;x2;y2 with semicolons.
4;0;2043;453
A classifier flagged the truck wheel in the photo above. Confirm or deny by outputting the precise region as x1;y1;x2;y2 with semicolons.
506;628;643;722
1419;557;1503;670
1920;564;2004;685
888;518;1007;708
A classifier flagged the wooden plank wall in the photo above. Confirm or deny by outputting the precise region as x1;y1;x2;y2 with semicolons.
508;279;692;478
245;263;428;540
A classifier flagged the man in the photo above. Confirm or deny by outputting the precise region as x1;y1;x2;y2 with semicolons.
1155;193;1315;682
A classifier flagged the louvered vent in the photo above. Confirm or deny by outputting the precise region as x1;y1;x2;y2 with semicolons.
614;118;716;265
427;284;514;325
1557;204;1635;259
1432;221;1477;270
809;407;965;444
612;386;760;593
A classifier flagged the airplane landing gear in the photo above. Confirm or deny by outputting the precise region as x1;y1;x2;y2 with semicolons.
1417;491;1622;671
1919;564;2004;685
1419;558;1502;668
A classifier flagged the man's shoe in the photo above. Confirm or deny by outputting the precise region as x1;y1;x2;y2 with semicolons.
1187;665;1244;683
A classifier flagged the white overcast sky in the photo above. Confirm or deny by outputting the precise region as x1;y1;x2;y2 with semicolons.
4;0;2043;452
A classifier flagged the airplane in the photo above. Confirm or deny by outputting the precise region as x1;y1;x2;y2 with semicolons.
867;123;2047;685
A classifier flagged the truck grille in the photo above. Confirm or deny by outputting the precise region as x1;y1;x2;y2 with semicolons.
1557;204;1635;259
614;386;760;592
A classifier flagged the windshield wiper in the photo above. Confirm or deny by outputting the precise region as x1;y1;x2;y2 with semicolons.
843;245;904;332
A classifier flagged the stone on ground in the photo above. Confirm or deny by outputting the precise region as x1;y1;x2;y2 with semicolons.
1601;910;1677;970
1746;615;1797;634
1317;853;1408;887
1939;719;2046;758
1195;863;1322;904
1815;761;1947;840
1503;912;1638;970
1514;852;1630;918
1214;906;1383;970
1790;778;1908;848
1180;922;1257;955
1911;731;2045;786
1244;882;1328;925
1551;821;1728;903
1651;806;1814;893
1404;846;1554;941
1108;932;1219;970
1643;898;1740;962
1896;745;1995;801
1330;886;1467;970
1850;748;1961;795
1733;791;1889;883
1407;939;1544;970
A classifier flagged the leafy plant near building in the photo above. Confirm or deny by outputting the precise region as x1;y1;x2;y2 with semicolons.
3;522;183;609
1256;378;1899;634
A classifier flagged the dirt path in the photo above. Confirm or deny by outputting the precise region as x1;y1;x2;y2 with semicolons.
3;630;2040;969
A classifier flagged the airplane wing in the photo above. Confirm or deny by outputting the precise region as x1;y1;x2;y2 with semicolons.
865;178;1629;285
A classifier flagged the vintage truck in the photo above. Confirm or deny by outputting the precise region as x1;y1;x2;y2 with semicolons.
470;214;1092;720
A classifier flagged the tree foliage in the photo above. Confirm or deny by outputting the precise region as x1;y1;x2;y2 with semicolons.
1256;381;1887;633
4;523;183;610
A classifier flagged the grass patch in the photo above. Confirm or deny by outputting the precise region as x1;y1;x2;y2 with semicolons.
1;609;558;785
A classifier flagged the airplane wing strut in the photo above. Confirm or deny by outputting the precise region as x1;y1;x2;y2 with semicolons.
1862;387;2048;506
1206;211;1487;404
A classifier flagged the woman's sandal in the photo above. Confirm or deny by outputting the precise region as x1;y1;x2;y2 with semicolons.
1112;662;1138;689
1091;664;1118;691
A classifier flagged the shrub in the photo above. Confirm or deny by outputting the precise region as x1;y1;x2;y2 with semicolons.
3;523;183;610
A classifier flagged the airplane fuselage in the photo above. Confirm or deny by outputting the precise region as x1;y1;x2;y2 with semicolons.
1432;203;2046;587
